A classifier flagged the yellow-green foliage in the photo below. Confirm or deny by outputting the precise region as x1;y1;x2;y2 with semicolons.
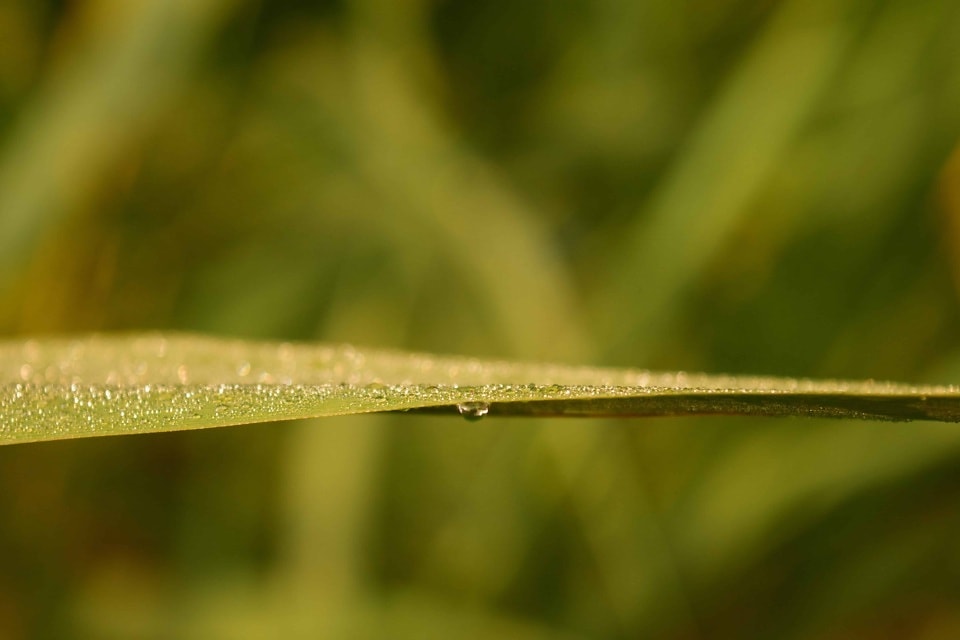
2;0;960;637
3;334;960;445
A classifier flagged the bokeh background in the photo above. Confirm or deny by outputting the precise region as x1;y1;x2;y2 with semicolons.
2;0;960;637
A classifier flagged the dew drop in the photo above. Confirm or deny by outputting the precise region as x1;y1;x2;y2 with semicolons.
457;402;490;421
366;382;387;400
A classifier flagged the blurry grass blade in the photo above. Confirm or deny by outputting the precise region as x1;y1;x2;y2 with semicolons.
347;28;588;360
0;0;235;299
1;334;960;445
600;0;848;360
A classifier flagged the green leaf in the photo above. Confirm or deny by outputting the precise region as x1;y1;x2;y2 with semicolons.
1;334;959;445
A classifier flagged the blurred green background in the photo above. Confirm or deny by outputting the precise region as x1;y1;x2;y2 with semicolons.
2;0;960;637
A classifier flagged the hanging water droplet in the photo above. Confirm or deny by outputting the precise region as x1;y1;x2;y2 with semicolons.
457;402;490;421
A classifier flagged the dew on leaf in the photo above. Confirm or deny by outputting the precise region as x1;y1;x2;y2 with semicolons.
457;402;490;421
2;334;960;445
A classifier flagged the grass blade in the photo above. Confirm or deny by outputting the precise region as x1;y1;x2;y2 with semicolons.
1;334;958;445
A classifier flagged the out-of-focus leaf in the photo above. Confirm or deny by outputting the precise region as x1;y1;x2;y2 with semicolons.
0;0;236;301
598;0;849;361
1;334;959;445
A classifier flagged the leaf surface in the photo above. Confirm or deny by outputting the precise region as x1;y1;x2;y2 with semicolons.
2;334;959;444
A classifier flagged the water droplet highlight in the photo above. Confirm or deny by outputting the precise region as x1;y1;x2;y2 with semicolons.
457;402;489;421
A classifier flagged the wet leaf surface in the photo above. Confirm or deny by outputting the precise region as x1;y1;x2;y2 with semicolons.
2;334;959;445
